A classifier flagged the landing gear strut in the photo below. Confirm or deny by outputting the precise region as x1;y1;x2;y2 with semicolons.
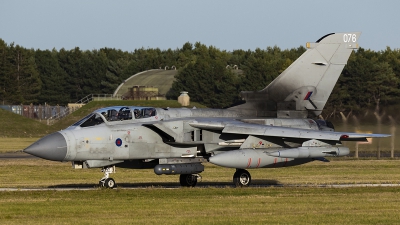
179;174;200;187
99;166;116;188
233;169;251;187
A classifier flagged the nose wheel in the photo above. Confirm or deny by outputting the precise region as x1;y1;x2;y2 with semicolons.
100;178;116;188
99;166;116;188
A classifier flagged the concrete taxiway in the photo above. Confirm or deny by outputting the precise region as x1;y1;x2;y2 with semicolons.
1;183;400;191
2;152;399;191
0;152;37;159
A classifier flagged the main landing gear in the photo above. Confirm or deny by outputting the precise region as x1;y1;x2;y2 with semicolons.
179;174;201;187
96;166;250;188
180;170;251;187
99;166;116;188
233;169;251;187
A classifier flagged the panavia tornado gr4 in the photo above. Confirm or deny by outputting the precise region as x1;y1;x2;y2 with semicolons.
24;32;389;188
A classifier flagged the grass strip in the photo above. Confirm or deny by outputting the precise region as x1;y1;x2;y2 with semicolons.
0;187;399;224
1;159;400;188
1;159;400;224
0;138;39;153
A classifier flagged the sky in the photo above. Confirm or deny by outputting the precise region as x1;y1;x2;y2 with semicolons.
1;0;399;52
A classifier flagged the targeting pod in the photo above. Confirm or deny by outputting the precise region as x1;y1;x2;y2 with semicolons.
154;163;204;175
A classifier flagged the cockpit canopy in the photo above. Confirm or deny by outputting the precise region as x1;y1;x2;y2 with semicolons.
70;106;157;128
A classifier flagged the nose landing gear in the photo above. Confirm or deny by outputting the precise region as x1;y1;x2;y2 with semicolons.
99;166;116;188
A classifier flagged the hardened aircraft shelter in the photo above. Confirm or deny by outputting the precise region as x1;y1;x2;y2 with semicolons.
113;69;177;98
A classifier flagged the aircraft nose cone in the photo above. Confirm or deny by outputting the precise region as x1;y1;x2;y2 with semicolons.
24;132;67;161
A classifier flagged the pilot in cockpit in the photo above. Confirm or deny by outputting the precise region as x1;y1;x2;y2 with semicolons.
145;109;152;118
134;109;141;119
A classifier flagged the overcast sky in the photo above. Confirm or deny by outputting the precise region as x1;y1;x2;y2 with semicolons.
1;0;399;52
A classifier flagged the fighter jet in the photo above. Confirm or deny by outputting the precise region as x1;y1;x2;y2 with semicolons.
24;32;389;188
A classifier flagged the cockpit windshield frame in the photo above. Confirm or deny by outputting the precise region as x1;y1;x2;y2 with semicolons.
71;113;94;127
69;106;157;128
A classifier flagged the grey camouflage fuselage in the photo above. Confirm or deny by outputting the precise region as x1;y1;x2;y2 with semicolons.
24;32;390;188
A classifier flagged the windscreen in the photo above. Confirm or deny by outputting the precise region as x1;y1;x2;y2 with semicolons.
71;113;93;126
80;113;105;127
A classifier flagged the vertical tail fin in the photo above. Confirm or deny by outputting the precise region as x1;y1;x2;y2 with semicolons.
231;32;361;118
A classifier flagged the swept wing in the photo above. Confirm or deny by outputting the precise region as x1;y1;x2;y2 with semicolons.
189;119;389;142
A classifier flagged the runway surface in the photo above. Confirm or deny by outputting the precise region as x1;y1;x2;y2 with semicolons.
2;152;399;191
1;183;400;191
0;152;37;159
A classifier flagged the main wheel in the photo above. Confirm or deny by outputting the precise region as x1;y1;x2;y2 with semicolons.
179;174;197;187
104;178;116;189
233;169;251;187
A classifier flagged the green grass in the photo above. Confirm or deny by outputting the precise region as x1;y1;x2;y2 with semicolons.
0;138;39;153
1;159;400;224
0;187;399;224
1;159;400;188
0;109;54;138
1;102;400;224
0;100;206;138
50;100;206;131
1;99;400;154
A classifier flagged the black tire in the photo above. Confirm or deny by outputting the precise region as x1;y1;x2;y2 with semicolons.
233;169;251;187
179;174;197;187
104;178;116;189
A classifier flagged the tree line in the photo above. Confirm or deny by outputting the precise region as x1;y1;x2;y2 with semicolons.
1;38;400;117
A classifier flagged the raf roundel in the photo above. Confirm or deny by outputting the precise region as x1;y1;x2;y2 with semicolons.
115;138;122;147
